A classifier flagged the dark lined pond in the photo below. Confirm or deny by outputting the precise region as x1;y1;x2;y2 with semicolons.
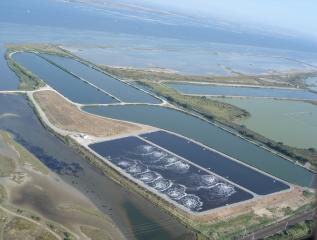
141;131;289;195
84;104;315;187
0;94;192;240
90;135;253;212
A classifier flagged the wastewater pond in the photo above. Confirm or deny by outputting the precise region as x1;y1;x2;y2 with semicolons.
12;52;117;104
41;54;161;104
84;104;315;187
90;135;253;212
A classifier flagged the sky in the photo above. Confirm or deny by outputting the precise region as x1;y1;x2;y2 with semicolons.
136;0;317;40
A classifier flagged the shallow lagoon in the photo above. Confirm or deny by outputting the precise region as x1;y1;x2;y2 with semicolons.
167;83;317;101
84;104;314;187
214;98;317;150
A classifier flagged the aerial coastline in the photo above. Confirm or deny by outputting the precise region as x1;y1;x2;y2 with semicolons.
0;43;314;239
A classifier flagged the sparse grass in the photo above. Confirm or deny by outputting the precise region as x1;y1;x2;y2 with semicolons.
265;220;314;240
98;65;317;88
0;184;7;204
0;131;49;175
139;81;250;122
5;43;71;57
3;217;58;240
194;212;271;240
80;226;113;240
98;65;272;86
4;43;74;90
33;90;143;137
135;82;317;168
0;208;9;240
0;155;16;177
5;53;45;90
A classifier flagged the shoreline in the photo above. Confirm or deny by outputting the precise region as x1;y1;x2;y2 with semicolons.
2;47;316;173
1;44;315;239
24;89;314;240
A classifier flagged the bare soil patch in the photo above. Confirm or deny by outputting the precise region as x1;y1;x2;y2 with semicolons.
33;90;145;137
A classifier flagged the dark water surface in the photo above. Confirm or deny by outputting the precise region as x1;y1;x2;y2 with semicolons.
140;131;289;195
0;94;193;240
84;104;315;187
90;136;253;212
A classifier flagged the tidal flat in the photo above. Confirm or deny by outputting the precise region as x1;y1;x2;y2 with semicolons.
0;94;193;240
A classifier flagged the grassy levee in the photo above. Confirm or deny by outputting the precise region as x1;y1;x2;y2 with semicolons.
136;81;316;169
139;81;250;122
5;50;45;90
197;212;270;240
4;43;75;90
5;43;72;57
99;65;265;86
98;65;317;88
265;220;314;240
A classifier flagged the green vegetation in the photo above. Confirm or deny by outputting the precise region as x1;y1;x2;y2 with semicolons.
5;44;314;239
5;43;71;57
265;220;314;240
232;124;316;168
4;43;75;90
303;190;314;198
265;141;316;167
99;65;317;88
137;82;316;167
99;64;317;88
194;212;271;240
5;52;45;90
139;81;250;122
93;62;316;168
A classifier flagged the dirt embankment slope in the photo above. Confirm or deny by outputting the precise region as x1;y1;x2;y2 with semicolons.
33;90;147;137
